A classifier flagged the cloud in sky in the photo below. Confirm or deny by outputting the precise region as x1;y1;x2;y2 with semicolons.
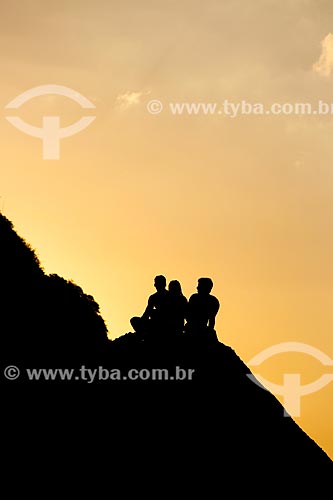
115;90;150;110
313;33;333;77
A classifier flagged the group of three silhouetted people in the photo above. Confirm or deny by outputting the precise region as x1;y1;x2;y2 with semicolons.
130;275;220;341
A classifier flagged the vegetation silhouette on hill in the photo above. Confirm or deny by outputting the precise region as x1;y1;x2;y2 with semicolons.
0;214;108;365
1;212;332;490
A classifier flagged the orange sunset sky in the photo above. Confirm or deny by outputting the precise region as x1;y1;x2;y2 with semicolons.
1;1;333;459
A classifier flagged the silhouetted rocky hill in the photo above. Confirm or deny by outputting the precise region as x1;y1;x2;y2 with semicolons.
0;214;109;366
1;213;332;494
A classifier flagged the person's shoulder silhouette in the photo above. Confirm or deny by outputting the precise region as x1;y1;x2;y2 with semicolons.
187;277;220;331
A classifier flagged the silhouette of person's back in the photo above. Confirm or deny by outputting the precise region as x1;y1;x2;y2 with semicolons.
186;278;220;338
168;280;188;335
130;275;170;338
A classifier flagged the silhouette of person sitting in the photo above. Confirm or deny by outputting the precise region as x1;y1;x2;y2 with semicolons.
168;280;188;335
186;277;220;338
130;275;170;338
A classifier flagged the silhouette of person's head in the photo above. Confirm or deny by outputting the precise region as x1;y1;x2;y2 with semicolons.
197;277;214;295
168;280;182;295
154;275;167;292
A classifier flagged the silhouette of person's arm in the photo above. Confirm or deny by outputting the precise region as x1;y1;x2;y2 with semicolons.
208;315;216;329
185;295;195;323
208;297;220;329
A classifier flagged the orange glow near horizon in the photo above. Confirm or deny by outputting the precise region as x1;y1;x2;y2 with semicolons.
1;1;333;460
